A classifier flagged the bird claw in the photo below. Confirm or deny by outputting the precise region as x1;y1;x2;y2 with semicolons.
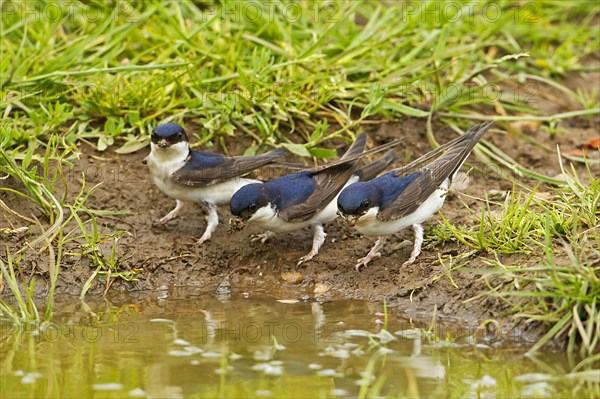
196;232;211;245
354;252;381;272
354;252;381;271
402;256;417;266
153;217;171;226
296;254;315;267
251;232;273;244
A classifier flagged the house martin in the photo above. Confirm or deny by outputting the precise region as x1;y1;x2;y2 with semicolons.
145;123;285;243
337;121;495;270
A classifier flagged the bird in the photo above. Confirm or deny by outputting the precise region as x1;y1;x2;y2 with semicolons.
229;133;403;266
337;121;495;270
144;123;286;243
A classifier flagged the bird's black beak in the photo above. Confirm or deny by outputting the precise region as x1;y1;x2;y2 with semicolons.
157;139;169;149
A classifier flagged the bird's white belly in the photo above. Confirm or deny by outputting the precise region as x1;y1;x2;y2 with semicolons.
158;177;259;205
250;206;312;232
355;185;448;237
249;176;358;232
147;153;257;205
313;176;358;224
250;200;336;233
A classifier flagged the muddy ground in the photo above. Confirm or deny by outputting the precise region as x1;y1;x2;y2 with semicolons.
2;108;598;337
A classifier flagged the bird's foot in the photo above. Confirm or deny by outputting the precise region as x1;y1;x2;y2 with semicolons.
402;257;416;266
153;200;184;226
401;248;420;266
196;232;212;245
153;215;174;226
297;252;317;267
354;252;381;271
402;225;423;266
251;232;274;244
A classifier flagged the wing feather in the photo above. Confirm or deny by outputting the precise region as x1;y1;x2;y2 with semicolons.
277;134;368;222
355;149;398;181
173;148;285;186
278;133;408;222
377;122;494;221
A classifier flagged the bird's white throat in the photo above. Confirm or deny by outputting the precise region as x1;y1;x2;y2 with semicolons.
249;203;278;225
149;141;189;164
146;141;189;183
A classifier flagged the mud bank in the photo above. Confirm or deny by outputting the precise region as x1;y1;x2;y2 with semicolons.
1;116;598;335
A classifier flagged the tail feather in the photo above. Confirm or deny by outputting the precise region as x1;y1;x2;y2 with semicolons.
340;132;367;160
433;121;494;181
264;147;287;159
393;121;494;177
355;149;398;181
313;134;405;173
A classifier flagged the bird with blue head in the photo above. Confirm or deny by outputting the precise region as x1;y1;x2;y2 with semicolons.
145;123;285;244
338;121;495;270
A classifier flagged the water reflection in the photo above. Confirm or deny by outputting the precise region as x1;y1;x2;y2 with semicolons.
0;288;596;398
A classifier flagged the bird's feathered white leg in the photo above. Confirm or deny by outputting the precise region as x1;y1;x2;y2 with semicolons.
154;199;184;225
403;224;424;265
355;236;386;271
297;223;326;266
198;202;218;244
251;231;275;244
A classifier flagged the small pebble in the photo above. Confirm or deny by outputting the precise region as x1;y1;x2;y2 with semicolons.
314;282;330;294
281;271;304;285
214;277;232;296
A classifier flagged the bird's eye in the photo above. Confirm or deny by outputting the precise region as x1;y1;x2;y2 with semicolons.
178;133;183;139
249;203;258;212
362;200;370;209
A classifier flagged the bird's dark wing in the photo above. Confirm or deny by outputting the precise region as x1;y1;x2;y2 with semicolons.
278;162;359;223
354;149;398;181
309;135;404;173
390;121;495;177
278;133;407;223
277;133;368;222
173;148;286;186
377;121;494;221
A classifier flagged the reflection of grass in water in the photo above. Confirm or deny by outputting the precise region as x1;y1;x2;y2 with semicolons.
0;299;598;398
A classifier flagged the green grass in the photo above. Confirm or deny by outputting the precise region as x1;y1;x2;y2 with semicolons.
2;1;599;155
0;0;599;361
430;158;599;357
0;135;135;323
438;158;598;254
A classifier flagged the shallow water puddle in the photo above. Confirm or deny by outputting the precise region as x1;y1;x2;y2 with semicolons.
0;289;596;398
